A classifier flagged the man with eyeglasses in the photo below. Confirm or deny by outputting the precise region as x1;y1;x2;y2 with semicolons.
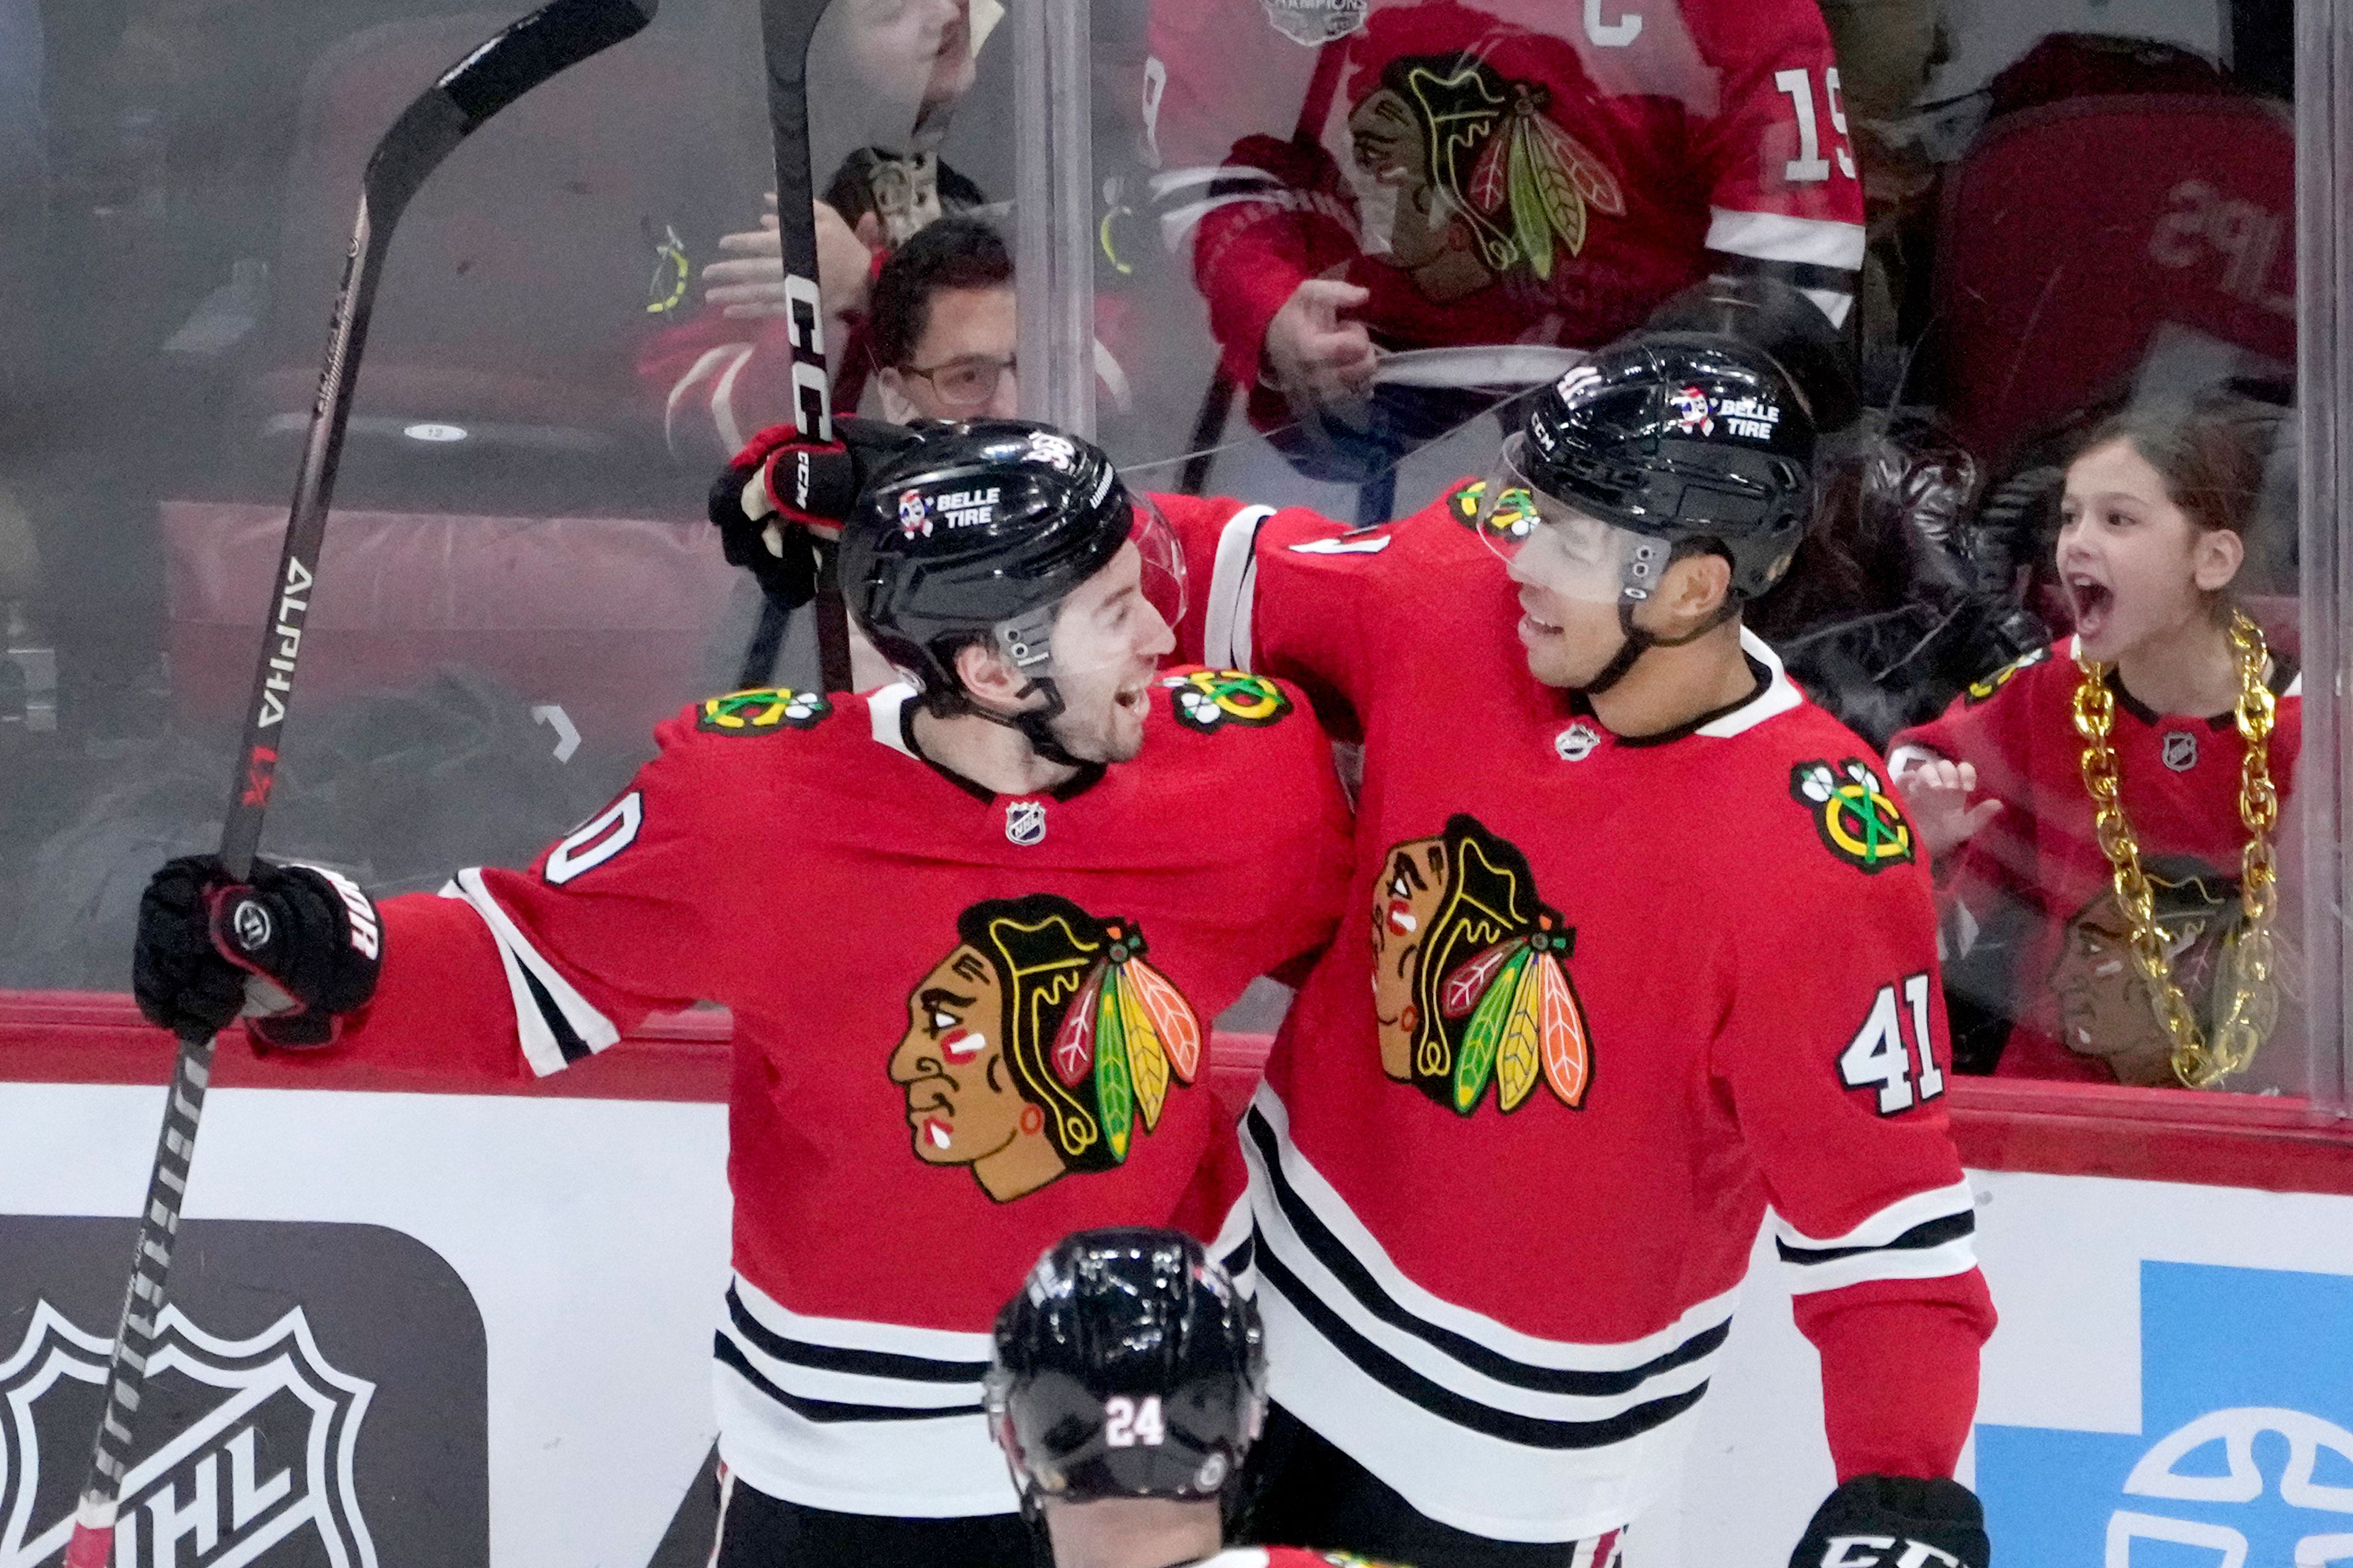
870;213;1020;423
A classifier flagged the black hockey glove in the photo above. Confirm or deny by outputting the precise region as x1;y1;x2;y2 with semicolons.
1788;1475;1989;1568
134;855;382;1048
708;416;926;610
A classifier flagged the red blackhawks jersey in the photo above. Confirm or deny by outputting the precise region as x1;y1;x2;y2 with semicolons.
1154;483;1993;1543
327;675;1351;1517
1888;638;2303;1083
1146;0;1865;391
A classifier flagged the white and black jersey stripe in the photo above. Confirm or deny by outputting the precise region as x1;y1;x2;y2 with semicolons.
1704;208;1866;327
1202;505;1276;672
712;1274;1017;1518
439;870;618;1077
1771;1178;1979;1295
1238;1086;1734;1543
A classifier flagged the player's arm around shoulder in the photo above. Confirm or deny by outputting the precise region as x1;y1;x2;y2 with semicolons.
1151;665;1355;953
1154;488;1433;697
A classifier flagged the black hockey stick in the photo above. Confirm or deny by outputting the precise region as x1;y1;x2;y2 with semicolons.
757;0;851;692
63;1;654;1559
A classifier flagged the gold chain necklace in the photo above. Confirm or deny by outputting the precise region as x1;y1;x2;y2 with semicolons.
2070;611;2280;1088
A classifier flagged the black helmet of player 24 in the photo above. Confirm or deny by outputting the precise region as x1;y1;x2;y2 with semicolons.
987;1228;1265;1515
1478;331;1818;694
841;420;1184;766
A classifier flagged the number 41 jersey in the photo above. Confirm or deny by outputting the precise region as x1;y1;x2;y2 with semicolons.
308;674;1352;1520
1162;485;1996;1544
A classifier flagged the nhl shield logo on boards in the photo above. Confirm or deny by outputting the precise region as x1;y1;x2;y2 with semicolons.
1005;800;1047;847
2162;730;2199;772
0;1300;377;1568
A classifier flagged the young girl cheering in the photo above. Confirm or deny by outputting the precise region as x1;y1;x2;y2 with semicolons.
1889;401;2300;1087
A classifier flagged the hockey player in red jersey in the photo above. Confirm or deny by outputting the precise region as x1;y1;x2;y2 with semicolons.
1146;0;1864;468
130;422;1354;1568
989;1225;1415;1568
1127;302;1996;1564
1888;402;2300;1088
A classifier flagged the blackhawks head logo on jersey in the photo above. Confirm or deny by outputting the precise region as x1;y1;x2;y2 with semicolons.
892;895;1204;1202
2047;855;2285;1088
1371;814;1593;1116
1346;13;1626;305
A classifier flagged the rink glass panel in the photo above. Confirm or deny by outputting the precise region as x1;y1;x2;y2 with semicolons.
0;0;1004;977
1042;0;2341;1108
0;0;2344;1113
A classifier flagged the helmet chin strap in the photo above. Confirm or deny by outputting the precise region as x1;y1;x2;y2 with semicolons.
947;607;1094;770
1567;550;1740;699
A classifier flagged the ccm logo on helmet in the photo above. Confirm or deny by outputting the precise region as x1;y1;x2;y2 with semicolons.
303;863;381;960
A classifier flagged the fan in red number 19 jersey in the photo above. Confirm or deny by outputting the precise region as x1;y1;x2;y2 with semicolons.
1155;291;1996;1567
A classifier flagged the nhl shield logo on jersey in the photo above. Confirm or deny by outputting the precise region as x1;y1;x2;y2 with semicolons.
1964;645;2050;705
696;687;831;734
891;896;1205;1203
1005;799;1047;846
1792;760;1914;873
0;1300;376;1568
1372;814;1594;1116
1554;720;1602;762
1163;670;1292;732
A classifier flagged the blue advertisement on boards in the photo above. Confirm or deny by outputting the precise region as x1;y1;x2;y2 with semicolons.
1977;1262;2353;1565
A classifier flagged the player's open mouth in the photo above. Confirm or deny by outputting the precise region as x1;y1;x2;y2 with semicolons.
2066;572;2115;641
1517;596;1563;643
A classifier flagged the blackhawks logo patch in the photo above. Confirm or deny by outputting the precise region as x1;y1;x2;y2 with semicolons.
1792;759;1914;873
696;687;830;733
1373;814;1594;1116
1965;645;2050;705
1164;670;1291;731
1445;477;1539;543
893;895;1203;1203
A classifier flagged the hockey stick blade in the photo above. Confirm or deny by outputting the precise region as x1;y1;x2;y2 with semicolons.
63;4;656;1563
758;0;852;692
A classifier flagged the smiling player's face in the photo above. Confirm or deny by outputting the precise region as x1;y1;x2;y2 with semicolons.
889;945;1024;1164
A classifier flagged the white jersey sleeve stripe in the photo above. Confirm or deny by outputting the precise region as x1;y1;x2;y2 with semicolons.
1771;1179;1979;1295
439;869;620;1077
1772;1176;1977;1251
1205;506;1273;672
1704;207;1866;270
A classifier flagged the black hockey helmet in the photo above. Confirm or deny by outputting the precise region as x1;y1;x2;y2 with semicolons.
1643;271;1860;437
987;1228;1265;1510
841;419;1184;712
1504;330;1819;602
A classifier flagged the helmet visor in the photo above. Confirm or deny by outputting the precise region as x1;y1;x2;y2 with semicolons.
1131;492;1188;633
1475;433;1671;605
997;494;1188;686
